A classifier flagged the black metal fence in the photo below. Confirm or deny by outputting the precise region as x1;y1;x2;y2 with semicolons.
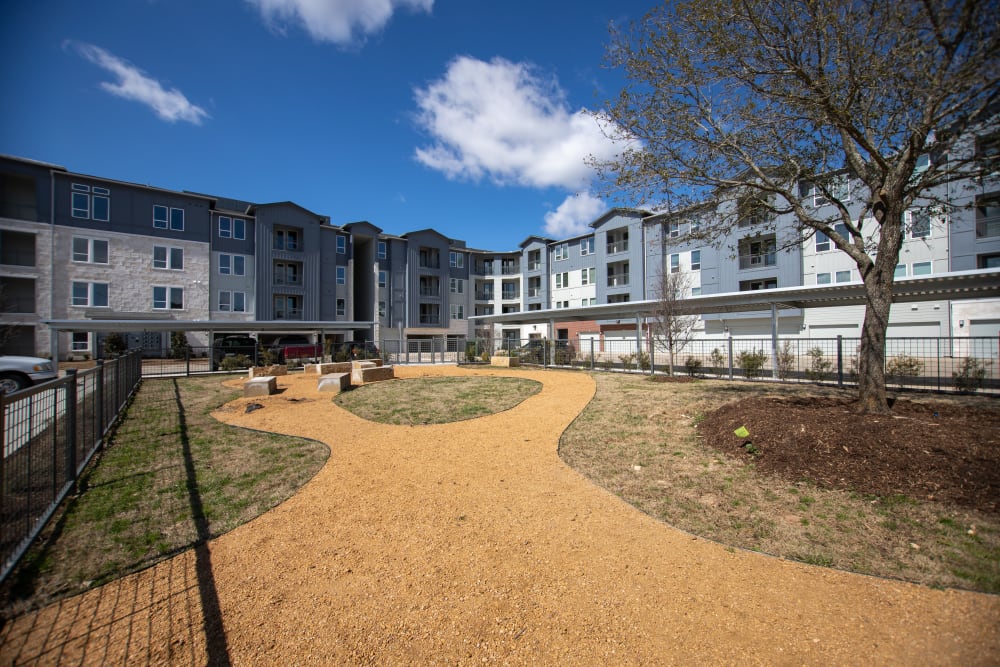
0;350;143;582
469;335;999;394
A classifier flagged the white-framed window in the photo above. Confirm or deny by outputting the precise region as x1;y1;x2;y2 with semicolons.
554;300;569;309
71;331;90;352
816;273;832;285
71;281;109;307
907;209;931;238
450;278;464;293
815;230;831;252
378;301;386;317
802;175;850;207
668;221;681;238
691;250;701;271
377;241;387;259
336;298;346;316
450;251;464;268
581;267;595;285
72;237;109;264
912;261;932;276
154;246;184;270
219;216;246;240
585;297;597;306
336;266;346;285
153;205;184;231
691;287;702;296
336;235;347;254
555;271;569;289
218;253;245;275
894;264;907;279
580;237;595;256
152;286;184;310
379;270;387;287
554;243;568;261
450;304;465;320
835;270;852;283
670;253;680;273
219;291;246;312
71;184;110;221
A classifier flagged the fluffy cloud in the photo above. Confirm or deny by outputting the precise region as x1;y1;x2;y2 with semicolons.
71;43;209;125
543;191;607;237
246;0;433;45
413;56;623;190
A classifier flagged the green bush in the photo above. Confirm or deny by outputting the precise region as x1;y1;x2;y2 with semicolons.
805;347;833;383
776;341;795;380
170;331;191;359
709;348;726;376
886;354;923;388
219;354;251;371
738;349;768;380
953;357;990;393
637;350;651;371
619;353;636;371
685;356;703;377
102;332;127;357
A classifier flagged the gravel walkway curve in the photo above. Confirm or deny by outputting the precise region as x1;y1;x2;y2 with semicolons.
2;366;998;665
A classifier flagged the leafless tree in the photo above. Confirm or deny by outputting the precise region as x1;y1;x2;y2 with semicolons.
593;0;999;412
650;269;698;376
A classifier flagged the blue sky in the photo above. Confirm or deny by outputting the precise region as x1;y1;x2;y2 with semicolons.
1;0;655;251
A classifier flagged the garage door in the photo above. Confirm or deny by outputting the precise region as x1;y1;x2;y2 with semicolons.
886;322;941;338
968;319;1000;358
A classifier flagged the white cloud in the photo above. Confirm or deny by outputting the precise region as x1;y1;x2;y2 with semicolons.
543;192;607;238
71;43;209;125
246;0;433;45
413;56;624;190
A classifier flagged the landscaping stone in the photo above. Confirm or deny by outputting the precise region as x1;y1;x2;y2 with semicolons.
244;376;277;397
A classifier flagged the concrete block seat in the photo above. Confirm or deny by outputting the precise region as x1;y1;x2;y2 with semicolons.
317;372;351;394
244;375;277;397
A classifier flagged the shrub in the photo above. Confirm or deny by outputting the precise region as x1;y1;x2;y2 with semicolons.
709;348;726;376
685;356;703;377
102;332;127;357
776;341;795;380
619;353;636;371
805;347;833;383
637;350;651;371
738;349;768;380
953;357;990;393
600;357;614;371
219;354;251;371
170;331;191;359
886;354;923;388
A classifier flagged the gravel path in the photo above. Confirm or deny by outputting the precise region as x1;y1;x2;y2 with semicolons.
2;366;998;665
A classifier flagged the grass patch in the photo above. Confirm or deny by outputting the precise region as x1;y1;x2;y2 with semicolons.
334;376;541;425
1;376;329;617
559;372;1000;593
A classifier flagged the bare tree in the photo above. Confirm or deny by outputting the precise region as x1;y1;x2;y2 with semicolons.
593;0;999;413
650;269;698;376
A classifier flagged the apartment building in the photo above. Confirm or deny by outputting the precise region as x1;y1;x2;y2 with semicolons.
1;139;998;361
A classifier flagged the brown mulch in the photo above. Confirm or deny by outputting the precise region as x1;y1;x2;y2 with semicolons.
698;396;1000;513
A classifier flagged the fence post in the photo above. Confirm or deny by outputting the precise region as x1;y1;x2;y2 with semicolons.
65;369;78;494
727;336;734;380
95;360;105;445
185;347;191;377
836;335;844;387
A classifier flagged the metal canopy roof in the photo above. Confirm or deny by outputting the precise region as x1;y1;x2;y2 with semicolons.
42;319;374;333
470;269;1000;326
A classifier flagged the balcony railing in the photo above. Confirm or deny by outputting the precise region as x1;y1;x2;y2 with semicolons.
501;263;519;275
477;262;494;275
607;241;629;254
976;215;1000;238
528;260;541;271
419;287;440;297
475;291;494;301
738;252;777;269
419;314;440;325
527;287;541;298
501;290;520;300
274;308;303;320
607;274;629;288
273;277;302;286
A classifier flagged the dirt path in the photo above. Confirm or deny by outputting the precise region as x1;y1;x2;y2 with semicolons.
2;366;998;665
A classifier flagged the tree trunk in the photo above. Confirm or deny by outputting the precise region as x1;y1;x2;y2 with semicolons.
856;281;892;414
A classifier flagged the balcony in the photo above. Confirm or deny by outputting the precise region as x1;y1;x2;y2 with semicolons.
419;287;440;297
607;241;629;255
419;314;440;325
527;287;541;298
475;290;494;301
273;276;302;286
501;289;520;300
274;308;303;320
476;261;494;275
528;260;541;271
607;273;629;288
738;251;777;269
501;262;519;275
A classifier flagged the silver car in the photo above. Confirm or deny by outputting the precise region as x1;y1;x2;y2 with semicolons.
0;355;59;393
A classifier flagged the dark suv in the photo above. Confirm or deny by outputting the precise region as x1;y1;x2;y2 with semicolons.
213;336;258;366
337;341;380;360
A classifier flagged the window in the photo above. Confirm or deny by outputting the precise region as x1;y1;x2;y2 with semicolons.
71;184;110;221
668;221;680;238
691;250;701;271
378;301;386;317
585;297;597;306
580;237;595;256
450;278;464;293
555;272;569;289
739;278;777;291
691;287;702;296
219;216;246;240
379;270;387;288
336;266;346;285
218;253;244;275
336;298;346;316
554;243;568;261
219;291;246;312
815;231;831;252
336;235;346;254
153;286;184;310
670;253;680;273
377;241;387;259
912;261;932;276
154;246;184;270
274;228;300;251
71;332;90;353
71;281;109;307
800;176;849;207
816;273;831;284
894;264;907;279
977;253;1000;269
977;133;1000;176
274;262;300;285
72;237;108;263
835;270;852;283
581;267;595;285
450;251;464;268
450;304;465;320
153;205;184;231
908;209;931;238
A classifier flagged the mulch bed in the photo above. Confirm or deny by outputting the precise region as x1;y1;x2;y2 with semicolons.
697;396;1000;513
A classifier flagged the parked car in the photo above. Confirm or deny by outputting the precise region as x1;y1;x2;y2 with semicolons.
212;336;258;366
268;336;319;362
0;355;58;394
337;341;380;360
